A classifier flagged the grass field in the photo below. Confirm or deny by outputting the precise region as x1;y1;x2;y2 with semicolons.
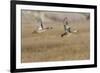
21;19;90;63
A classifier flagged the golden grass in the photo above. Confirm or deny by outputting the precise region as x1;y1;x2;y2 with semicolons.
21;21;90;63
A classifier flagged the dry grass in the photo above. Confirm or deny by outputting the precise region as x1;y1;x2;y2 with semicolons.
21;21;90;63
